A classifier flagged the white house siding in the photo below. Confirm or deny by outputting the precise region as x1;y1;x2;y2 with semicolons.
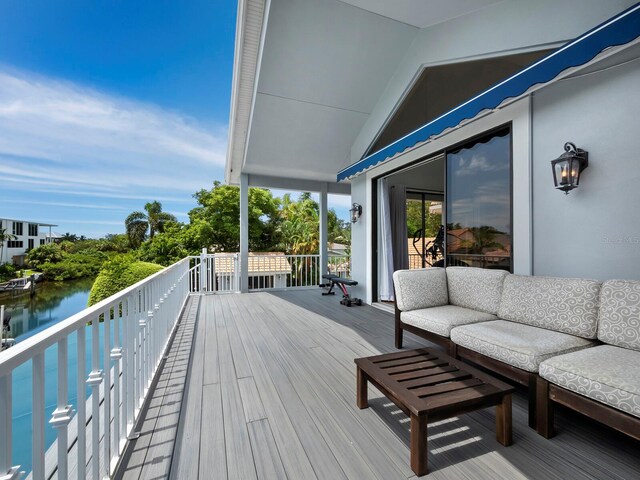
532;51;640;280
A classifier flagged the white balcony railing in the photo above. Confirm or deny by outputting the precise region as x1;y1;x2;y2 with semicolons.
188;253;351;293
0;251;351;479
0;258;190;479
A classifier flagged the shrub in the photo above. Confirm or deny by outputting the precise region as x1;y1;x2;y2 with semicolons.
88;255;164;306
41;250;108;281
0;263;17;282
26;244;65;269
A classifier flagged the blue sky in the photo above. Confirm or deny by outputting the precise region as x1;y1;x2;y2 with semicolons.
0;1;350;238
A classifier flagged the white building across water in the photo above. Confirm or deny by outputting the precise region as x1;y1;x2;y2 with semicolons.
0;218;57;265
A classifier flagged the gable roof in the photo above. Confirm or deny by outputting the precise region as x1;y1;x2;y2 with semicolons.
338;3;640;181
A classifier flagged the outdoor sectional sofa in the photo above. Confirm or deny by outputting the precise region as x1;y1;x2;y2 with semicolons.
393;267;640;441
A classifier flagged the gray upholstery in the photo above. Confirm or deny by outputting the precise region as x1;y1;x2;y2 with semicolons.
497;275;601;338
598;280;640;351
401;305;497;337
393;268;448;312
540;345;640;418
446;267;508;315
451;320;594;372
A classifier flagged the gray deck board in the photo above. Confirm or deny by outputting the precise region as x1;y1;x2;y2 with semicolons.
118;290;640;479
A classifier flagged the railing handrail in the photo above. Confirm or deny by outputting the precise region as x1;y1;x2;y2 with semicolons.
0;258;188;374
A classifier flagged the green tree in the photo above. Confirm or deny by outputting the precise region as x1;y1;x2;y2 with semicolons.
461;226;505;254
26;243;65;270
189;181;280;252
0;228;16;264
406;200;441;238
125;201;177;248
88;254;164;306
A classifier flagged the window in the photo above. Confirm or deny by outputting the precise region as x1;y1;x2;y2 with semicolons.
28;223;38;236
12;222;23;236
446;128;512;271
40;239;46;246
7;240;23;248
28;239;34;250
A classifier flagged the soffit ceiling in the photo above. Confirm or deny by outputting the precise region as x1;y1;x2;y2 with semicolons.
242;0;417;183
337;0;505;28
242;0;504;183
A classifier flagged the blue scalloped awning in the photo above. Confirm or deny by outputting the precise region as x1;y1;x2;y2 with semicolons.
337;3;640;181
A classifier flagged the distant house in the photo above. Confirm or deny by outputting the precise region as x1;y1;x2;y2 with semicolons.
0;218;57;265
213;252;292;290
328;242;348;256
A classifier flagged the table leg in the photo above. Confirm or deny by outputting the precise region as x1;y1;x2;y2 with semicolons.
496;393;512;446
410;413;428;476
356;367;368;409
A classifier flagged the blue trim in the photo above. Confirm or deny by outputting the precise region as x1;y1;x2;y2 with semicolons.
337;3;640;181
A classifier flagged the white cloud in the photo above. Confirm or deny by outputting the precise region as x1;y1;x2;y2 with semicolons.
0;68;227;200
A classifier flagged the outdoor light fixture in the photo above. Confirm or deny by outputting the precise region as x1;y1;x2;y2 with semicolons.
350;203;362;223
551;142;589;194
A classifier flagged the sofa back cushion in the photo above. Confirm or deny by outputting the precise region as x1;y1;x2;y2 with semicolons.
497;275;600;338
598;280;640;351
446;267;509;315
393;268;448;312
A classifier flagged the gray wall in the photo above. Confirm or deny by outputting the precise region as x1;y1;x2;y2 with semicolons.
351;0;637;164
532;54;640;280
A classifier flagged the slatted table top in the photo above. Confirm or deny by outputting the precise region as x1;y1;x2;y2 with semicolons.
355;347;514;419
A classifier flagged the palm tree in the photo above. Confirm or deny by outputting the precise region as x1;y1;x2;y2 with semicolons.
0;228;16;264
125;201;177;248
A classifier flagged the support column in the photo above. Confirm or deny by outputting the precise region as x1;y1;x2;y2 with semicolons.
240;173;249;293
319;182;328;277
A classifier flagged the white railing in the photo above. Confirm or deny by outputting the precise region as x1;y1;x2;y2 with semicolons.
0;258;190;479
188;253;351;293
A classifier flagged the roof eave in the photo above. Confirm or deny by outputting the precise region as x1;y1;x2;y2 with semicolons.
225;0;268;186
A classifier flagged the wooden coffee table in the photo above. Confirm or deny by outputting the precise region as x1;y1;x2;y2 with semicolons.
355;347;514;476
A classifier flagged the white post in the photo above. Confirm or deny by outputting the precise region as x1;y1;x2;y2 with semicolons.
240;174;249;293
319;182;328;281
199;248;207;293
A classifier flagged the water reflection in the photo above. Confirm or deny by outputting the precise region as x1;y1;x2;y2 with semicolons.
1;277;93;342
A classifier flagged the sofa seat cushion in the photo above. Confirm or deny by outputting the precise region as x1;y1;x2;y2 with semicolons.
497;275;601;338
540;345;640;418
401;305;497;337
393;268;448;312
597;280;640;351
446;267;509;315
450;320;594;372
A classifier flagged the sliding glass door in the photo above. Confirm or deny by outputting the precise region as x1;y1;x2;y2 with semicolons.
446;128;512;271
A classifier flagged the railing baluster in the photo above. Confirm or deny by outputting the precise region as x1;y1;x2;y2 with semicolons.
112;304;123;459
77;327;86;480
31;352;45;480
103;308;112;475
87;311;103;479
50;337;73;480
0;372;18;478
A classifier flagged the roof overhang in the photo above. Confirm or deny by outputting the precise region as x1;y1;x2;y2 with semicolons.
337;3;640;181
225;0;511;187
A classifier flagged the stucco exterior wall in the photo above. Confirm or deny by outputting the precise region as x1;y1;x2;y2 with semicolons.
532;53;640;280
350;0;637;166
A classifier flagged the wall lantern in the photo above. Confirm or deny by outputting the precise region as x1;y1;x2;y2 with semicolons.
551;142;589;194
350;203;362;223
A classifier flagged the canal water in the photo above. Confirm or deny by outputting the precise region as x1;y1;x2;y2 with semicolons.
1;278;97;475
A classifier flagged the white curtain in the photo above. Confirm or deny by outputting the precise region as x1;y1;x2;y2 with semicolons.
378;178;395;301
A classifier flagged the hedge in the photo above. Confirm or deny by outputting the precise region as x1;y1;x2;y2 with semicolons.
88;257;164;306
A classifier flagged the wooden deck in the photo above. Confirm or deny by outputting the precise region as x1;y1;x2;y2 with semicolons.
117;290;640;479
